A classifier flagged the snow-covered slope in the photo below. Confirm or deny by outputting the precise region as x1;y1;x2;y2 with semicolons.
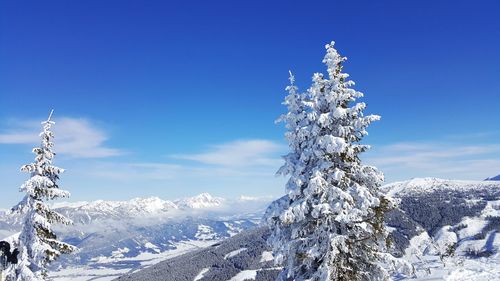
383;177;500;197
485;174;500;181
382;178;498;247
384;178;499;279
0;193;272;281
137;178;498;281
116;227;278;281
3;178;499;281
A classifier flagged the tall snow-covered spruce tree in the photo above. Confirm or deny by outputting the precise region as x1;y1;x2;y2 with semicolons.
9;111;76;280
268;42;394;281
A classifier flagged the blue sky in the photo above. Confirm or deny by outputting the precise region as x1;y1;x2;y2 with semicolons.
0;0;499;208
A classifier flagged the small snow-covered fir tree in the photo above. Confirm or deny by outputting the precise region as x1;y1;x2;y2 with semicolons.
275;71;310;183
8;111;76;280
268;42;394;281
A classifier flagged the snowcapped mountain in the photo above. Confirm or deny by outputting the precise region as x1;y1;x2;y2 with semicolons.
485;174;500;181
382;178;499;249
117;227;277;281
3;178;499;281
383;177;500;196
174;193;224;209
0;209;17;240
383;178;499;279
0;193;272;281
223;178;499;281
49;197;179;224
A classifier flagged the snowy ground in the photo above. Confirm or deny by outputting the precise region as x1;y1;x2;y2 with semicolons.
193;268;210;281
404;253;500;281
50;240;218;281
227;270;258;281
0;193;267;281
45;231;500;281
4;179;499;281
397;223;500;281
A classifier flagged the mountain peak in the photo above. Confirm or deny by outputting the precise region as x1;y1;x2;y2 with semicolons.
127;196;178;213
50;194;226;217
195;193;214;200
175;193;224;209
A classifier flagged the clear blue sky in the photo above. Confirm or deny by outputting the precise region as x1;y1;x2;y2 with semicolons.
1;0;499;208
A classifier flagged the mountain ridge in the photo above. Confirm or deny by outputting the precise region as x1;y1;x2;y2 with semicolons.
2;179;499;280
0;193;273;281
118;178;500;281
485;174;500;181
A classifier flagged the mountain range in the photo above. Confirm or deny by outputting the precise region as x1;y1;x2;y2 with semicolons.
118;178;500;281
0;193;272;280
1;178;499;280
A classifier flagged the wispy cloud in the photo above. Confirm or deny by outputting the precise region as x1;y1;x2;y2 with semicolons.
89;139;286;182
365;140;500;181
171;139;284;167
0;117;122;158
85;162;184;181
56;139;287;200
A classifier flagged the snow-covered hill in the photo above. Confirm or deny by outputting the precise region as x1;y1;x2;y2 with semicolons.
2;178;498;280
119;178;499;281
116;227;277;281
383;177;500;197
382;178;500;280
0;194;272;281
485;174;500;181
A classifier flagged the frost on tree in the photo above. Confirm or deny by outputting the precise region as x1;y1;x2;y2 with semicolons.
8;111;76;281
268;42;398;281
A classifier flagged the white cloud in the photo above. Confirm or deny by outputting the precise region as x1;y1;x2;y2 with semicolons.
53;118;122;158
85;138;285;181
0;117;122;158
172;139;284;167
85;162;184;181
54;139;287;201
365;141;500;182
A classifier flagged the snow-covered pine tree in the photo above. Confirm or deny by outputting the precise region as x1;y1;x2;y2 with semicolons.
268;42;393;281
266;72;308;268
275;71;309;183
8;110;76;281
